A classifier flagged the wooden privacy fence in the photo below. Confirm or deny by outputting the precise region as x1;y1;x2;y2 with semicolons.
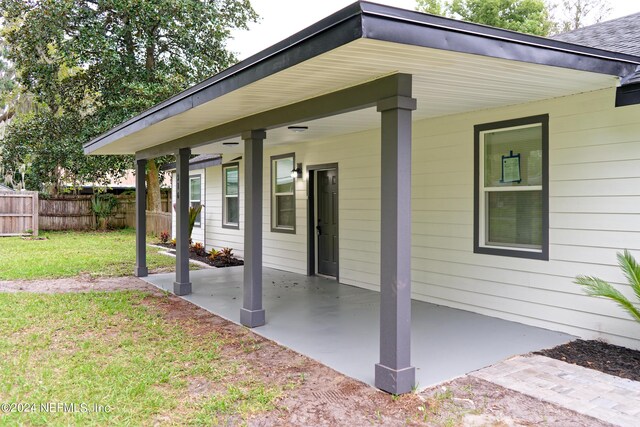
39;195;95;230
38;194;171;234
146;211;172;236
0;191;39;236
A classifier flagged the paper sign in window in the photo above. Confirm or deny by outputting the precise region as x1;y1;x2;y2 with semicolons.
501;151;521;183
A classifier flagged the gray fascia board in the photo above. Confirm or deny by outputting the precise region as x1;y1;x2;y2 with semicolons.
85;1;640;156
83;3;365;155
359;3;640;77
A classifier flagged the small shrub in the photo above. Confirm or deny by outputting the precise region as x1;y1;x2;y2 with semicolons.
218;247;234;264
92;194;118;230
159;231;170;244
208;247;240;267
191;242;206;257
170;238;176;247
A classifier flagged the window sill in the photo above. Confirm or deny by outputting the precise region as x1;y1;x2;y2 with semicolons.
474;245;548;260
271;226;296;234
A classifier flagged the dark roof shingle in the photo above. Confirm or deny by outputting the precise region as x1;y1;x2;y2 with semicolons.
553;12;640;57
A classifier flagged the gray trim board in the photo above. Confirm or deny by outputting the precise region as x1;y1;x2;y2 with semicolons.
616;83;640;107
189;173;203;229
85;1;640;156
222;162;240;230
135;73;411;159
241;130;266;328
270;152;297;234
162;155;222;171
306;163;339;280
361;6;640;74
174;148;193;295
134;158;148;277
473;114;550;261
375;92;417;394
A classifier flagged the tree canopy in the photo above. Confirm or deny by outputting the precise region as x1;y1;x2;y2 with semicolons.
416;0;611;36
0;38;15;109
0;0;257;194
555;0;611;32
417;0;554;35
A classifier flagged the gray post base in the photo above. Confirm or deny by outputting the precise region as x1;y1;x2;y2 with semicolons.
134;266;148;277
375;363;416;395
173;281;192;296
240;308;265;328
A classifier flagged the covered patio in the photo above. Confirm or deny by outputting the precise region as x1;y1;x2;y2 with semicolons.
83;2;640;394
144;267;572;389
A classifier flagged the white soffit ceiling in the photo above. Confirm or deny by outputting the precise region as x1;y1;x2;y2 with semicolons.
100;38;619;155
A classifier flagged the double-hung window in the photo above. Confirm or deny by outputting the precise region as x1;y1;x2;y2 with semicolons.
189;175;202;227
222;163;239;228
271;154;296;233
474;115;548;260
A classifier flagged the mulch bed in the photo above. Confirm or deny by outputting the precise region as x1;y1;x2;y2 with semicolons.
535;339;640;382
155;243;244;268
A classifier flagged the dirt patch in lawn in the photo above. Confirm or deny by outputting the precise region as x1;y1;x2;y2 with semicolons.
420;376;612;427
0;276;612;426
535;339;640;382
0;275;153;293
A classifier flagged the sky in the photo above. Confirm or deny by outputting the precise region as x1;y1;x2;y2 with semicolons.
228;0;640;60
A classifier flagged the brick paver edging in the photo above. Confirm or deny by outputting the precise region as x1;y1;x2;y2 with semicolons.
471;355;640;427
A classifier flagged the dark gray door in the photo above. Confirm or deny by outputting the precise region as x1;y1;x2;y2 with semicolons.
317;169;338;277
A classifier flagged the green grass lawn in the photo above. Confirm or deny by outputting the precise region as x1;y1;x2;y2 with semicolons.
0;291;280;425
0;229;180;280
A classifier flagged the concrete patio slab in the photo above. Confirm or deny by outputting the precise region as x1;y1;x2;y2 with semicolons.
144;267;573;389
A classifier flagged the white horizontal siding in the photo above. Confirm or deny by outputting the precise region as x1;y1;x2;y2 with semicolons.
261;134;381;277
191;169;205;245
204;157;244;257
193;86;640;349
408;87;640;349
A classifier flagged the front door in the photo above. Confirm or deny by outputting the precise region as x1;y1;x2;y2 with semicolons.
317;169;338;277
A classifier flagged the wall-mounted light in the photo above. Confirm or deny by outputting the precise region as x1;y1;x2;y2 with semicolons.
290;163;302;179
287;126;308;132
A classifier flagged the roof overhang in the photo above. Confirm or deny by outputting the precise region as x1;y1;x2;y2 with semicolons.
161;154;222;171
84;1;640;157
616;66;640;107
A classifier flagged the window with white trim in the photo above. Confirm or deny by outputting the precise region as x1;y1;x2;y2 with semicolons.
189;175;202;227
474;115;548;260
222;163;239;228
271;154;296;233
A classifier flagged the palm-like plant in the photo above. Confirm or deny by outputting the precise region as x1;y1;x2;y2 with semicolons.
92;194;118;230
575;250;640;323
188;204;203;241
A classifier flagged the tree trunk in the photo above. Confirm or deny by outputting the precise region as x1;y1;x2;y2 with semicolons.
146;158;162;212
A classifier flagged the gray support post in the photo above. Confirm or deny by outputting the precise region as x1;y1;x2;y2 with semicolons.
135;158;148;277
375;94;417;395
173;147;192;295
240;130;266;328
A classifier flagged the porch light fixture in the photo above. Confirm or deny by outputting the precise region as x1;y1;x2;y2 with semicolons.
291;163;302;179
287;125;308;132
